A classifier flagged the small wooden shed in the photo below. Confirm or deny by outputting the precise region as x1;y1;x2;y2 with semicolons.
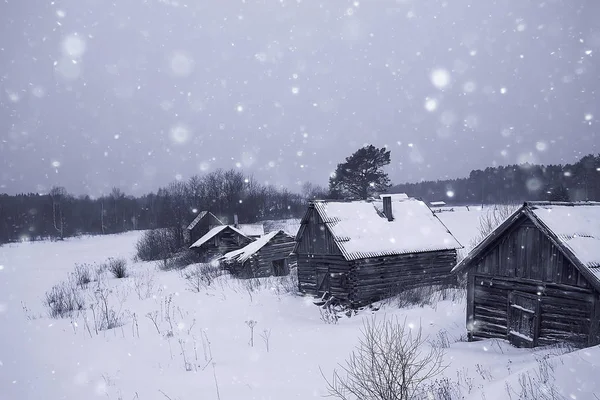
189;225;253;262
293;195;462;307
220;230;295;278
186;211;224;245
453;201;600;348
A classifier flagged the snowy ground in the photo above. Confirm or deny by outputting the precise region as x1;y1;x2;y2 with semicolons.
1;209;599;400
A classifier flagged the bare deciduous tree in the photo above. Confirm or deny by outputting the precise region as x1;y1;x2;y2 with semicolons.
50;186;67;240
470;203;520;248
322;316;446;400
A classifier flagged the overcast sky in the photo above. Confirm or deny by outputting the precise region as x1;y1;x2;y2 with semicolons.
0;0;598;196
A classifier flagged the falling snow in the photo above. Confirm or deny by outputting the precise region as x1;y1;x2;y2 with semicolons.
430;68;451;90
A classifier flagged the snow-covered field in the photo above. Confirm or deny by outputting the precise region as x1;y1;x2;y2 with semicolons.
1;207;599;400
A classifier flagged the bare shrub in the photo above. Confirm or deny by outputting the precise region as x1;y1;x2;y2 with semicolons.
94;262;108;282
470;203;520;248
73;263;92;288
417;378;463;400
275;266;299;295
394;285;466;309
504;369;567;400
322;316;446;400
136;228;181;264
91;286;125;330
108;257;128;279
132;270;156;300
44;279;86;318
182;263;223;292
320;306;341;325
162;249;202;271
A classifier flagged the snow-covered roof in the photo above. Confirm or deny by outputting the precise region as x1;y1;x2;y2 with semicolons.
380;193;408;201
453;201;600;291
236;223;264;237
307;198;463;261
186;211;223;230
189;225;249;249
263;219;301;237
220;230;293;263
530;202;600;270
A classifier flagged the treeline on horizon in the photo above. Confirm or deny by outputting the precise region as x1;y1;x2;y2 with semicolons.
1;153;599;244
0;169;318;244
390;154;600;205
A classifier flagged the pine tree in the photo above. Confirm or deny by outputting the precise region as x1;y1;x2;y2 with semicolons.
329;145;392;200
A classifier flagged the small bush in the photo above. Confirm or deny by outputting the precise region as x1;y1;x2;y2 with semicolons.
135;228;181;262
161;249;202;271
182;263;223;292
44;279;85;318
108;257;128;279
73;263;92;288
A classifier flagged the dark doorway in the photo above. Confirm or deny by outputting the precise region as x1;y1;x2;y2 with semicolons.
272;259;287;276
316;266;331;295
507;291;540;348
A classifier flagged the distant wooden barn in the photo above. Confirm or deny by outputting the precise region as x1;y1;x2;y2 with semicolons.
220;230;296;278
186;211;224;245
293;195;463;307
453;201;600;348
189;225;253;262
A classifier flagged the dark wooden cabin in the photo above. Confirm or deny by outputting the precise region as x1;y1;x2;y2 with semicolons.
186;211;224;245
220;230;296;278
453;201;600;348
189;225;253;262
292;195;462;307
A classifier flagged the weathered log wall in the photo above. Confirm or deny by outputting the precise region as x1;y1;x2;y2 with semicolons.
469;275;595;347
228;232;296;278
297;254;351;299
351;250;458;306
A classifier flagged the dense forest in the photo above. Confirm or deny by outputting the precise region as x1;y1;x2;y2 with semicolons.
390;154;600;205
1;154;599;244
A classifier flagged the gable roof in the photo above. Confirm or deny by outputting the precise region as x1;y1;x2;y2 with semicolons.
220;230;293;264
189;225;249;249
236;223;265;237
186;211;224;230
453;201;600;291
295;198;462;261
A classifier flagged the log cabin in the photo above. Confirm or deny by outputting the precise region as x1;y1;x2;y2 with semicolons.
453;201;600;348
219;230;296;278
293;195;463;307
186;211;224;245
189;225;253;262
